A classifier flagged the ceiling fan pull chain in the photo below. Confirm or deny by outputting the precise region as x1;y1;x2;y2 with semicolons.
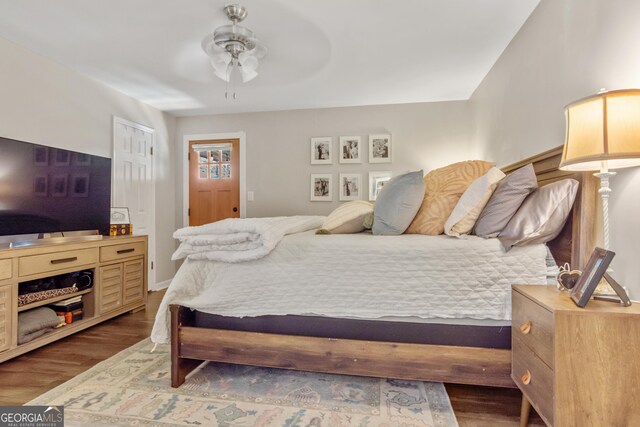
231;58;239;99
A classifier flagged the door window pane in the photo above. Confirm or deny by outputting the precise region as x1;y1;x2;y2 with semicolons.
210;150;220;162
210;164;220;179
198;165;208;179
221;149;231;162
198;150;208;163
221;163;231;178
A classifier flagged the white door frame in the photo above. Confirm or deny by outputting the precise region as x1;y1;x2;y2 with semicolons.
182;132;247;227
112;116;157;289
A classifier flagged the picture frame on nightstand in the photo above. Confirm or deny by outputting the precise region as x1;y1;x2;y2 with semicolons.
570;247;615;307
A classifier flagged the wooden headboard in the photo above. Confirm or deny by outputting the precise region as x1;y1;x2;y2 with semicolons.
502;146;597;269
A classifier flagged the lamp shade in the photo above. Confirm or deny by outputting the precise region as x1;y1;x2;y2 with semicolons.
560;89;640;171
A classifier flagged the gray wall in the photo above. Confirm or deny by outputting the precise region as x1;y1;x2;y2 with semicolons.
175;101;474;228
0;36;177;285
470;0;640;297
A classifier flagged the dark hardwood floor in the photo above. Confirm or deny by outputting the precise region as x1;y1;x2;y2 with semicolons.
0;290;543;426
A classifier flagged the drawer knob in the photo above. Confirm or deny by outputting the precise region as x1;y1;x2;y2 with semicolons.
519;320;532;335
117;248;135;254
521;370;532;385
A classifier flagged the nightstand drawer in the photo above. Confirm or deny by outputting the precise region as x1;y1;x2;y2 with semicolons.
512;290;554;367
512;336;554;425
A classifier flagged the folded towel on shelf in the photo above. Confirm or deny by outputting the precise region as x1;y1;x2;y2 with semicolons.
18;307;60;344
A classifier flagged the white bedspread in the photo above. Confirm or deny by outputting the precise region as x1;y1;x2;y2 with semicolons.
172;216;325;262
151;232;549;344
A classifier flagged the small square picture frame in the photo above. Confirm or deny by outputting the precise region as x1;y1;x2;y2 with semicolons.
310;137;333;165
570;247;616;308
51;174;68;197
310;174;333;201
34;146;49;166
53;149;71;166
34;176;47;196
71;173;90;197
73;152;91;166
339;173;361;201
110;207;131;225
368;171;392;201
369;134;392;163
339;136;361;164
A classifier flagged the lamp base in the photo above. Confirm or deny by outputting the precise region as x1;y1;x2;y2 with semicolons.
592;170;617;296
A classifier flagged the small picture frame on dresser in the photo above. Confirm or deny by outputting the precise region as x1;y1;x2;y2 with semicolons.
570;247;615;307
110;207;131;225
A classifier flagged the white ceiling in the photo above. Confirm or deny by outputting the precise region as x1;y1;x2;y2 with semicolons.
0;0;539;116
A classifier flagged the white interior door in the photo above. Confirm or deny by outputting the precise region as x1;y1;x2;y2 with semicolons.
112;117;156;289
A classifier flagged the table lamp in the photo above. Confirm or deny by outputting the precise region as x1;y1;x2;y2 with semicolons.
560;89;640;292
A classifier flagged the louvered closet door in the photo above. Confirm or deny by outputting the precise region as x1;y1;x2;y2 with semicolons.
99;264;123;314
0;285;12;352
122;259;144;306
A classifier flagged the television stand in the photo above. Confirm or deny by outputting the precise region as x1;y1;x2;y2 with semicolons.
0;235;147;362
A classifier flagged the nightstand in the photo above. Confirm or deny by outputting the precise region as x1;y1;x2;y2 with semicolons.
512;285;640;427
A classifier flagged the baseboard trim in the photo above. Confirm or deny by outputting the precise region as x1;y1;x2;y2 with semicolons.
150;278;173;291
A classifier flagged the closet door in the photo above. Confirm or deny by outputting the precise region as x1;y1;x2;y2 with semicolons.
112;117;156;289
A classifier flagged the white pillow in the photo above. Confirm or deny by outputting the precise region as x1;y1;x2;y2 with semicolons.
318;200;373;234
444;167;506;237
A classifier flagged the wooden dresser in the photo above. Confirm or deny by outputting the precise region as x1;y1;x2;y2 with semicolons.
512;285;640;426
0;235;147;362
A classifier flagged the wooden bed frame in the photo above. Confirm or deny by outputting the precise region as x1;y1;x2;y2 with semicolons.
170;145;597;388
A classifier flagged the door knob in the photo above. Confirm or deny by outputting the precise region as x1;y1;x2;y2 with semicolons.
233;207;238;212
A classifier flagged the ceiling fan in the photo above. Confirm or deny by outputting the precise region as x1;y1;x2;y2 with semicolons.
201;4;267;99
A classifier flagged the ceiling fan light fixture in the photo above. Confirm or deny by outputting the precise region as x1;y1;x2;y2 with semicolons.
201;4;266;97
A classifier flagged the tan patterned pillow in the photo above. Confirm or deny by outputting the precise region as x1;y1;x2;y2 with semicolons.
317;200;373;234
405;160;495;235
444;167;505;237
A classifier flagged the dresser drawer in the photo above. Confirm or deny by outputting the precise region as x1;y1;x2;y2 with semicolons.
100;242;145;263
19;249;98;277
512;290;554;368
512;336;554;425
0;259;11;281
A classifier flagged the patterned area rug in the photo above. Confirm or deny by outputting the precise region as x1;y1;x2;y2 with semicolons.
28;339;458;426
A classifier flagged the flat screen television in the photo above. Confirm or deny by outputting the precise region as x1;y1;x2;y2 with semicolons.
0;136;111;237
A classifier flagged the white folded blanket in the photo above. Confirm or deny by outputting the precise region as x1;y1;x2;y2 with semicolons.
172;216;325;262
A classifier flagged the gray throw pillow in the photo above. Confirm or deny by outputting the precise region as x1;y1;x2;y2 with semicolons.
498;178;579;251
372;170;425;235
473;163;538;237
